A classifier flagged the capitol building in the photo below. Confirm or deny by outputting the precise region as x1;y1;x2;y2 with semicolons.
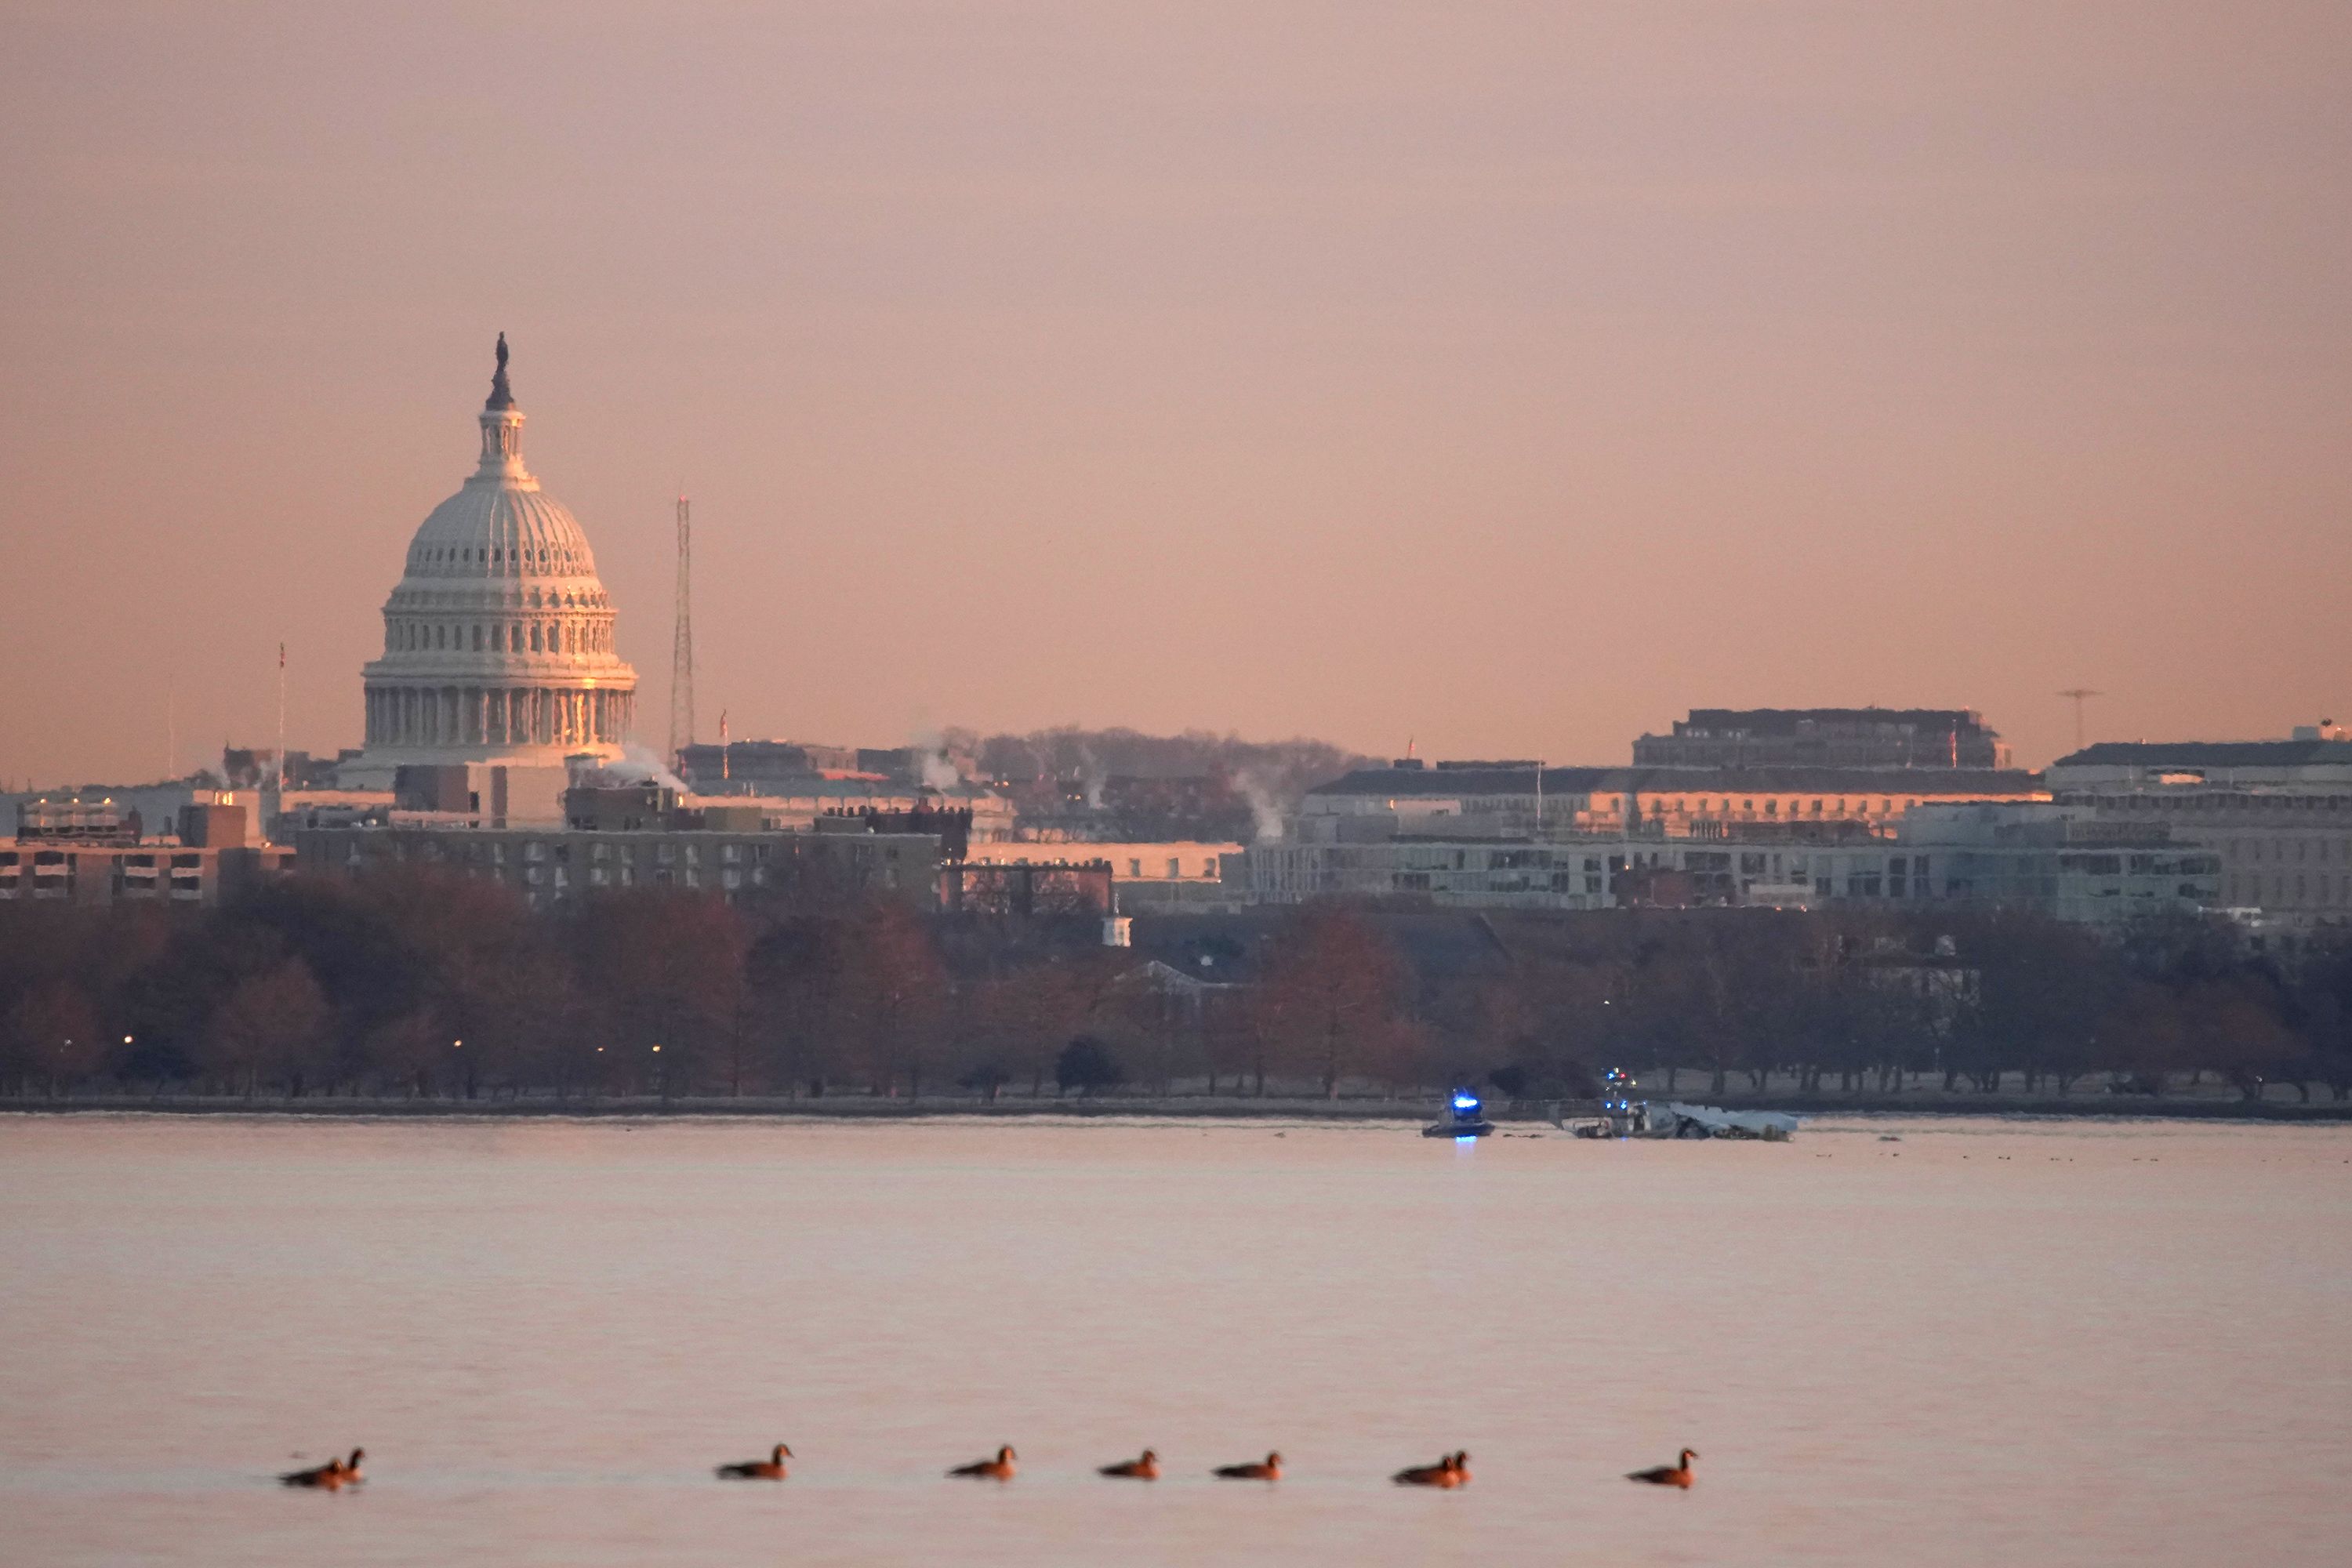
351;338;637;780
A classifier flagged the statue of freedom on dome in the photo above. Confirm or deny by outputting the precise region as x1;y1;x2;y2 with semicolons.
486;332;515;411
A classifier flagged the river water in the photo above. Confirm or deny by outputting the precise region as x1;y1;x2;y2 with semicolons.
2;1113;2346;1566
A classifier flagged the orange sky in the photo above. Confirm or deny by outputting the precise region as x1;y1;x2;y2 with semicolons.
2;2;2347;787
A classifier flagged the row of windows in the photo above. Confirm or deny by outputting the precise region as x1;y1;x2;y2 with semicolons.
390;619;612;655
387;837;909;871
2227;873;2352;906
1642;795;1918;817
2095;793;2349;814
0;851;201;868
413;543;584;573
1446;794;1933;819
2222;838;2352;863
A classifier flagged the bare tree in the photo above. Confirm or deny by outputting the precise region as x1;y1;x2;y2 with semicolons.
1250;902;1411;1098
568;887;748;1098
832;901;948;1098
5;978;101;1096
205;959;330;1098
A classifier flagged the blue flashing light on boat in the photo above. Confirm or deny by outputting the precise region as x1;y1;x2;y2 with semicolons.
1424;1084;1496;1138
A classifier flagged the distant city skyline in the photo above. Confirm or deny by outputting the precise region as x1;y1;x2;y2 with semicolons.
5;2;2347;787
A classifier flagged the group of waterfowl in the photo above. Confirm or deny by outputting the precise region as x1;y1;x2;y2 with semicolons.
281;1442;1697;1490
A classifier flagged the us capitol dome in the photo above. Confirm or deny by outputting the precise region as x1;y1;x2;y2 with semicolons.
353;336;638;778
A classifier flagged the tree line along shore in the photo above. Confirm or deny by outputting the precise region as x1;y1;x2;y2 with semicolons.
3;866;2350;1106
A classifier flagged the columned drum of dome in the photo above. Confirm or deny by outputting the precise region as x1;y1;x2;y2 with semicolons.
353;337;638;776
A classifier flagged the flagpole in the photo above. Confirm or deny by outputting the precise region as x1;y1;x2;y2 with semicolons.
275;642;287;809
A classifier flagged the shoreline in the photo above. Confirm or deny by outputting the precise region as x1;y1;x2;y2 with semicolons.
5;1093;2350;1123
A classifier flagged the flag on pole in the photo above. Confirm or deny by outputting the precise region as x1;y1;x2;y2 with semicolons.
274;643;288;798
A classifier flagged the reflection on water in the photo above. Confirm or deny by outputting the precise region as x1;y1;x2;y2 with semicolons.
2;1115;2347;1566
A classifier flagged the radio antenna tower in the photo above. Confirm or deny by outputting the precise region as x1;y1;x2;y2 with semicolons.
669;492;695;767
2057;688;2101;751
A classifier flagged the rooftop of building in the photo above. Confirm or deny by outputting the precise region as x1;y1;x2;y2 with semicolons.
1664;706;1992;735
1308;764;2044;798
2052;739;2352;769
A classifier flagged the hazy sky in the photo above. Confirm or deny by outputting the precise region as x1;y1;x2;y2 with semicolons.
3;2;2346;787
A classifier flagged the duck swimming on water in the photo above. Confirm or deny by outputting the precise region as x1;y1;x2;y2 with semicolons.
1627;1449;1697;1487
1098;1449;1160;1479
1392;1452;1465;1487
715;1443;791;1480
280;1448;364;1489
1212;1451;1282;1480
949;1446;1018;1480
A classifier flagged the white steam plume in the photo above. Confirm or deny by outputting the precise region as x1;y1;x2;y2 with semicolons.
909;727;963;791
590;745;692;795
1236;770;1284;842
1076;742;1105;811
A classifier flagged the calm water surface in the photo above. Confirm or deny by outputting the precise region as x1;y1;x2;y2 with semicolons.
2;1114;2347;1566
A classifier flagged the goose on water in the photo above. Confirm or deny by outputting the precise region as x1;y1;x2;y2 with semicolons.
949;1445;1018;1480
715;1443;791;1480
280;1448;364;1489
1392;1451;1466;1487
1626;1449;1697;1488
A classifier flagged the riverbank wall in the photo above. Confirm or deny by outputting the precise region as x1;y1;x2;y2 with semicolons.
7;1091;2350;1122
